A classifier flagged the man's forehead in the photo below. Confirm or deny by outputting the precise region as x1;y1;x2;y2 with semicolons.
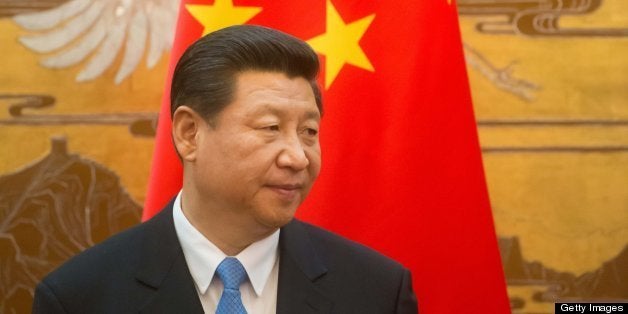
241;102;321;122
234;70;309;90
231;71;320;118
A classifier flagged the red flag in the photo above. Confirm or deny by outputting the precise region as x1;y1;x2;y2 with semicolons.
143;0;510;312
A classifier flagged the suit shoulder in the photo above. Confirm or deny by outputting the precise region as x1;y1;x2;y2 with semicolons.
294;220;408;272
33;205;189;313
42;219;148;290
34;220;156;313
285;220;418;313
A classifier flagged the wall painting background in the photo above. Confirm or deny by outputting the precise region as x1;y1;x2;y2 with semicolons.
0;0;626;312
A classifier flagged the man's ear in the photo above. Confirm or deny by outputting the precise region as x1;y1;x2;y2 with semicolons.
172;106;204;162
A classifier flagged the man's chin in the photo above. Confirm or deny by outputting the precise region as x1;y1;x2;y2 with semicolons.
256;206;298;230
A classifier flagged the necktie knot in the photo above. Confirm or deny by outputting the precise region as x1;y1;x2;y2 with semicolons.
215;257;248;314
216;257;247;290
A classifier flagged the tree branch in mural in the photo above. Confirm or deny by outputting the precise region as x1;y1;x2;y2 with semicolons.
500;237;628;309
0;94;158;137
458;0;628;37
0;93;55;116
11;0;179;84
0;137;142;313
463;43;540;101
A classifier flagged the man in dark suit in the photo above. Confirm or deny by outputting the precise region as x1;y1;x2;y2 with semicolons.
32;25;418;314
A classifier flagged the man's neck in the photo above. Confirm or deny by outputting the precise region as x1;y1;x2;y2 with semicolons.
180;190;276;256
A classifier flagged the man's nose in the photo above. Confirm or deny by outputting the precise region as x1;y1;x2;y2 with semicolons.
277;135;309;171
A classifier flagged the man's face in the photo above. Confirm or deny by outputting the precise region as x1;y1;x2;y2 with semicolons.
190;71;321;230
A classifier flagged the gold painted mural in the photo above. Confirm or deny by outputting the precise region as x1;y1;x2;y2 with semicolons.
0;0;172;311
0;0;626;313
459;0;628;312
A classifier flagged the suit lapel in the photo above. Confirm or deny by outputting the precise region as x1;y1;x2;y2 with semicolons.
134;201;204;314
132;205;333;313
277;220;333;314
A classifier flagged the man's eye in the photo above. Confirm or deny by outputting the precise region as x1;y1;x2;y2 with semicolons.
305;128;318;136
264;125;279;131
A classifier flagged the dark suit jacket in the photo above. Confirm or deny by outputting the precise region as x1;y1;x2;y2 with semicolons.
33;200;418;313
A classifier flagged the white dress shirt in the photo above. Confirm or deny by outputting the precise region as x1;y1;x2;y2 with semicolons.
172;191;279;314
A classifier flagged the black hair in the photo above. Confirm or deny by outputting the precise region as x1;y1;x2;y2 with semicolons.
170;24;322;123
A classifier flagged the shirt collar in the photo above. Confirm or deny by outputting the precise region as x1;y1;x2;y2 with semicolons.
172;191;279;296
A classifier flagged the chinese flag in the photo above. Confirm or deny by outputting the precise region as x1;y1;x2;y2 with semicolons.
143;0;510;313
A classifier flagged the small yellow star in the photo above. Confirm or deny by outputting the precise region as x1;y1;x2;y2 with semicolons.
186;0;262;36
307;0;375;89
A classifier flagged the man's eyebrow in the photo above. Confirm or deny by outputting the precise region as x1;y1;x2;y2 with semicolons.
245;104;279;117
248;105;321;120
304;110;321;121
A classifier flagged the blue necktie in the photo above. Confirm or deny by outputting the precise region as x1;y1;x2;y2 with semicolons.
215;257;248;314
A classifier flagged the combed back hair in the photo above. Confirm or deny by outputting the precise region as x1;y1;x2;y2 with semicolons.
170;24;322;123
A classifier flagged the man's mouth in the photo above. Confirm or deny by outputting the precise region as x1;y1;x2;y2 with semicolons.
265;184;303;200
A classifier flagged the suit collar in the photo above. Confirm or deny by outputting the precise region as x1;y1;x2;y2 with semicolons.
172;192;280;297
277;219;333;313
133;203;333;313
135;200;204;313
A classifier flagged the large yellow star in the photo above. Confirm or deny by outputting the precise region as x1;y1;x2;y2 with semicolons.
307;0;375;89
186;0;262;36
